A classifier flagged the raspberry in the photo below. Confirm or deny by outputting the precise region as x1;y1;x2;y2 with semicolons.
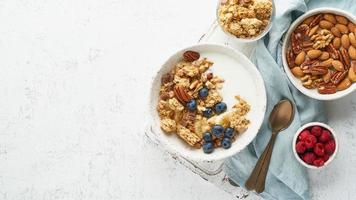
296;141;307;154
298;129;310;141
302;152;316;164
323;154;330;162
313;143;325;156
313;158;325;167
311;126;322;137
305;134;317;149
319;130;331;143
325;140;336;155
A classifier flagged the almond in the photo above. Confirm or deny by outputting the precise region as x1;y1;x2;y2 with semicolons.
295;51;306;65
335;15;349;25
319;52;330;60
308;25;319;37
349;32;356;47
336;24;349;34
348;63;356;82
348;23;356;33
319;20;333;29
307;49;322;59
324;14;337;24
331;27;342;37
291;67;305;77
349;46;356;59
332;60;345;71
341;34;350;49
333;37;341;49
337;77;351;91
320;58;334;67
323;70;332;83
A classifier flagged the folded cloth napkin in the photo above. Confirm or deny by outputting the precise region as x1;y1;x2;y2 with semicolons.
223;0;355;199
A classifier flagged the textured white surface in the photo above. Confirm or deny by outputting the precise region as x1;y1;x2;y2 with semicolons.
0;0;355;200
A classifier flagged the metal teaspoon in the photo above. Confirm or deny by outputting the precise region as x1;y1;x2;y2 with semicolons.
245;99;295;193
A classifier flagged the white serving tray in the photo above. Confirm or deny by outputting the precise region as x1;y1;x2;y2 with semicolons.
145;20;259;199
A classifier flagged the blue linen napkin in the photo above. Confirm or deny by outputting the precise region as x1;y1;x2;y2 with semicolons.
223;0;355;199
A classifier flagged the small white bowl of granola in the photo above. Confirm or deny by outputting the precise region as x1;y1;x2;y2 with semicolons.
148;44;266;161
216;0;275;42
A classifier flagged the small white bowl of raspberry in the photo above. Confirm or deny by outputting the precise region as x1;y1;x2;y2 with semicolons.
292;122;338;169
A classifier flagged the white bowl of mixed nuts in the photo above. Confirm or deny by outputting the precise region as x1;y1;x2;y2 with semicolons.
282;8;356;100
148;44;266;161
216;0;275;42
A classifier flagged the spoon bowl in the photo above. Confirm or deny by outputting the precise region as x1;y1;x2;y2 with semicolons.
269;100;294;132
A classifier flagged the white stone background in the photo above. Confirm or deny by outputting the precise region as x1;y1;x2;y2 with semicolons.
0;0;355;200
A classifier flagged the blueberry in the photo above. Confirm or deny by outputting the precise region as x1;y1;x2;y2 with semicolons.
221;138;232;149
203;107;214;118
211;125;224;138
186;99;197;111
198;87;209;98
203;142;214;154
224;127;235;138
214;102;227;114
203;132;213;142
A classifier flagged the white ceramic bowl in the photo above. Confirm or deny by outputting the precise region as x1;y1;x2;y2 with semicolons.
216;0;276;43
282;8;356;100
148;44;266;161
292;122;338;169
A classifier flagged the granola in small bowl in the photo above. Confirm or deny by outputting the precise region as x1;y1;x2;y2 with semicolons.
217;0;274;41
157;50;251;154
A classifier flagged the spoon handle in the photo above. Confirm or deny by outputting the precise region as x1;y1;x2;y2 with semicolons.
255;132;278;193
244;136;273;190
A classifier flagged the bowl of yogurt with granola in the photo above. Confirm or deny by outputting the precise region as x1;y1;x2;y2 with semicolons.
148;44;266;161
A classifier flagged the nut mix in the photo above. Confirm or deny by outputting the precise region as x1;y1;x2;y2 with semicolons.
218;0;273;39
157;50;251;154
287;13;356;94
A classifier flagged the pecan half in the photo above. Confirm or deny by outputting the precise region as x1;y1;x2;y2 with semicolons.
340;48;350;69
302;41;314;51
180;111;196;127
303;66;328;75
161;73;173;85
294;24;309;41
309;14;323;27
317;83;337;94
173;85;192;103
326;44;339;59
330;71;347;85
183;51;200;62
287;48;295;68
300;59;318;70
291;33;303;54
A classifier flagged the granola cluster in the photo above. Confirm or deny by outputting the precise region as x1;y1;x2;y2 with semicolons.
157;50;251;151
218;0;273;38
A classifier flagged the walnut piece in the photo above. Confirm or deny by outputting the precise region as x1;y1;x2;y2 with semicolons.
310;29;334;49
